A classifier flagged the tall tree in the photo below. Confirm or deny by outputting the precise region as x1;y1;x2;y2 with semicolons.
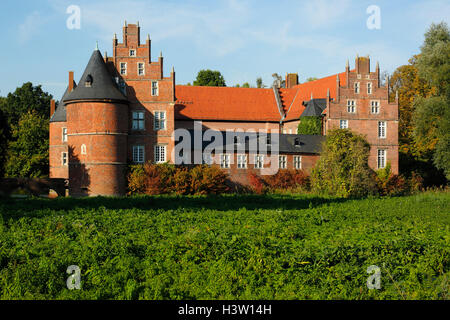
0;107;8;177
256;77;265;88
412;22;450;180
193;70;226;87
0;82;52;128
4;111;49;178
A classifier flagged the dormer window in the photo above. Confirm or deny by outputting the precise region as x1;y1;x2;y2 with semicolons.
294;137;300;147
85;74;93;87
129;49;136;57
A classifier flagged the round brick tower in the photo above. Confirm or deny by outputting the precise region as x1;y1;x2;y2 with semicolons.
63;49;129;196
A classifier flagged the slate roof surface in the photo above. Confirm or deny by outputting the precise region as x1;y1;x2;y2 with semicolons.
63;50;127;103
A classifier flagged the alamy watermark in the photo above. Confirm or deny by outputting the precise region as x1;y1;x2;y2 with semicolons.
66;5;81;30
366;5;381;30
66;265;81;290
366;265;381;289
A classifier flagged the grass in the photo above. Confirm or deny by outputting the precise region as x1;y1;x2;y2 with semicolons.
0;191;449;300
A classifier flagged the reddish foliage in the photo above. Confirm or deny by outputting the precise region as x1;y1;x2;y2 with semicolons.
248;172;265;194
264;169;310;191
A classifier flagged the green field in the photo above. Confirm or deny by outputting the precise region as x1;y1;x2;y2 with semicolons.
0;191;449;300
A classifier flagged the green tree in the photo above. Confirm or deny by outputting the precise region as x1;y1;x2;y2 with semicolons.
297;116;322;135
0;107;8;177
0;82;52;128
5;111;49;178
256;77;265;88
241;82;250;88
412;22;450;180
311;129;377;198
306;77;318;82
193;70;226;87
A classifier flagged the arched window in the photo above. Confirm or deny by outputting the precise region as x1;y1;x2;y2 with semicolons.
81;144;87;155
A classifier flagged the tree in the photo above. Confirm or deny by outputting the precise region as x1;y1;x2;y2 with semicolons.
412;22;450;180
0;82;52;128
241;82;250;88
193;70;226;87
4;111;49;178
306;77;318;82
297;116;322;135
256;77;266;88
0;107;8;177
311;129;377;198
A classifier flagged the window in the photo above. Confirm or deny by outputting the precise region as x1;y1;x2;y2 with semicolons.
367;82;373;94
347;100;356;113
378;121;386;138
115;77;127;96
340;120;348;129
294;156;302;169
138;62;145;76
129;49;136;57
279;155;287;169
354;82;360;94
61;152;68;166
254;155;264;169
151;81;158;96
120;62;127;75
220;154;230;169
266;135;271;145
203;153;213;165
155;145;166;163
132;111;145;130
371;100;380;114
378;149;386;169
81;144;87;155
62;127;67;142
133;145;145;163
154;111;166;130
237;154;247;169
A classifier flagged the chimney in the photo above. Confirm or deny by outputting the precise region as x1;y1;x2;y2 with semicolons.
285;73;299;88
50;99;56;117
69;71;74;92
159;51;163;79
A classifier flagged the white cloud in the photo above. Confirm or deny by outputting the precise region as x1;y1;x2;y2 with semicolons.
299;0;352;29
18;11;44;44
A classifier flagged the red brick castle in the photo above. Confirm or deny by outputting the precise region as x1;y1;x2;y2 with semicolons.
49;22;398;196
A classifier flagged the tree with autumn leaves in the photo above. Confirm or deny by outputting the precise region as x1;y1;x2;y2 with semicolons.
389;22;449;184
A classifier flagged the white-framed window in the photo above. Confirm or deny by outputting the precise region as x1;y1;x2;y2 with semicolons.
377;149;386;169
62;127;67;142
220;154;230;169
133;145;145;163
138;62;145;76
378;121;386;139
357;74;362;79
61;152;68;166
371;100;380;114
154;111;166;130
203;153;213;165
81;144;87;155
129;49;136;57
279;155;287;169
237;154;247;169
289;129;292;134
367;82;373;94
132;111;145;130
154;145;166;163
340;120;348;129
294;156;302;169
120;62;127;75
151;81;158;96
347;100;356;113
254;155;264;169
354;82;360;94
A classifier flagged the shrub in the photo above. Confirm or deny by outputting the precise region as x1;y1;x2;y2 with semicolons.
264;169;310;192
173;167;192;195
190;165;230;195
311;129;378;198
127;164;146;195
248;172;265;194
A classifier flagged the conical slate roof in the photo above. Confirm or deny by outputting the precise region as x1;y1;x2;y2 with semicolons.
300;98;327;117
63;49;128;103
50;81;77;122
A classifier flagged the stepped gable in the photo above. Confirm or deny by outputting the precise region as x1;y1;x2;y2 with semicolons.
63;49;128;103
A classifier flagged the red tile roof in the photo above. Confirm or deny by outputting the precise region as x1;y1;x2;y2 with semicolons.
175;70;349;122
175;86;281;121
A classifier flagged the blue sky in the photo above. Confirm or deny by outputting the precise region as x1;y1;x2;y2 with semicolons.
1;0;449;100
